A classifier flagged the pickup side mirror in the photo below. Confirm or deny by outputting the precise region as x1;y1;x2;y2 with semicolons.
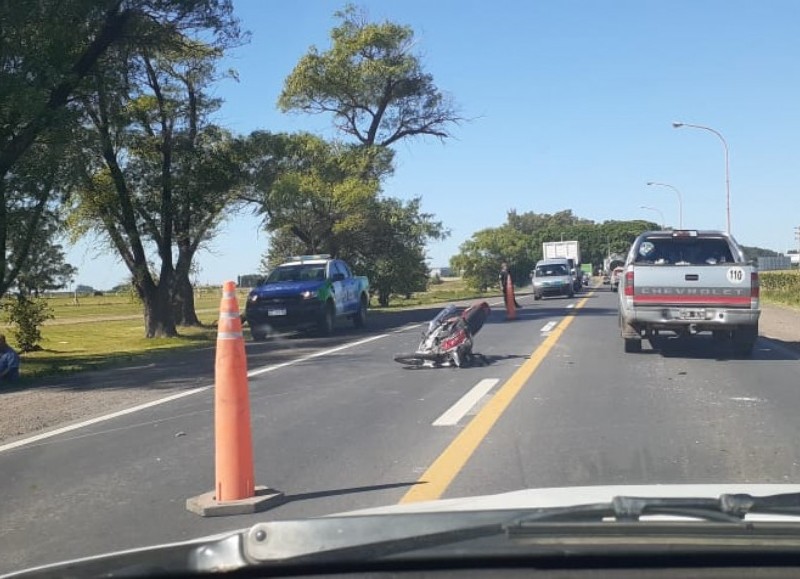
331;272;345;282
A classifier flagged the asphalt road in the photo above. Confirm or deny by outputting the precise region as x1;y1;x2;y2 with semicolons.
2;287;800;573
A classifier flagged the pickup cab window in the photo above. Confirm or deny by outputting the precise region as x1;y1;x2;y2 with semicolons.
635;237;735;266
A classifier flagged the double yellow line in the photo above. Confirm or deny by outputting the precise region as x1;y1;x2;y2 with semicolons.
400;294;592;504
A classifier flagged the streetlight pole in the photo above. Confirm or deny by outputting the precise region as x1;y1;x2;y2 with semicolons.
640;205;665;230
672;122;730;234
646;181;683;229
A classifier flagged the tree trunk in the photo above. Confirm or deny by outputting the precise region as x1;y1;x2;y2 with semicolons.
379;289;390;307
173;270;201;326
142;283;178;338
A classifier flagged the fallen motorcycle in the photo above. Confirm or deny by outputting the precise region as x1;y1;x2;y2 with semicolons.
393;301;491;368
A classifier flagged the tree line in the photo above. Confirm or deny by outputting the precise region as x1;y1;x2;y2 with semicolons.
451;210;659;291
1;2;458;340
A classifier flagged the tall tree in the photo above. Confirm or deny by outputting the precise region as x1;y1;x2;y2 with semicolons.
13;214;77;297
70;4;243;337
0;0;240;301
349;197;448;306
278;5;461;147
242;132;390;256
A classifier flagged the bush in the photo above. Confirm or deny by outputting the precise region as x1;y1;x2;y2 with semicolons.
760;271;800;292
2;294;54;352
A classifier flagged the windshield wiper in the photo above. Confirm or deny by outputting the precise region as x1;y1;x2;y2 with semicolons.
509;493;800;525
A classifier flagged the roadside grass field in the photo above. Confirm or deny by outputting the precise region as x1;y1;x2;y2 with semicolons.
40;288;232;322
760;270;800;308
7;279;507;380
6;288;248;381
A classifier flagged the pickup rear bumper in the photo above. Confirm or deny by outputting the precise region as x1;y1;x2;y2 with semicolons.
622;305;760;336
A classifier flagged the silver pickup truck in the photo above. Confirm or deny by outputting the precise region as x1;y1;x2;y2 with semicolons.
618;230;760;356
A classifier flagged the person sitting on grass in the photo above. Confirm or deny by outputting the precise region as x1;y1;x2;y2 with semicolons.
0;333;20;383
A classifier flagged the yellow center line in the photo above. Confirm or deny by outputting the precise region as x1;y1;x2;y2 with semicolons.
399;292;594;504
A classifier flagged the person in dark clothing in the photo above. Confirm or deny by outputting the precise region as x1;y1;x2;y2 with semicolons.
0;333;20;383
499;262;521;308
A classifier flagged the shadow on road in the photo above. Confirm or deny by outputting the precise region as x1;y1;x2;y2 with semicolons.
394;352;531;370
641;334;800;362
276;481;420;507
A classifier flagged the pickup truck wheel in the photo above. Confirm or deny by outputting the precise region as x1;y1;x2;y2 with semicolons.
353;295;367;328
318;302;335;336
251;331;267;342
534;293;541;301
624;338;642;353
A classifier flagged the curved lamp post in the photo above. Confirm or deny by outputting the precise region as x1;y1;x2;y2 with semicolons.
672;122;730;234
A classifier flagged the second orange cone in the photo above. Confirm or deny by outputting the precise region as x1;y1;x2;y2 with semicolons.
505;272;517;320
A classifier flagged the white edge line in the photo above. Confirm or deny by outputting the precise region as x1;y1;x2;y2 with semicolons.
0;332;394;454
432;379;500;426
0;386;210;453
391;323;424;334
541;321;557;333
247;333;387;377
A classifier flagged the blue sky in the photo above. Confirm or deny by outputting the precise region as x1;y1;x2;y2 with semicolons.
67;0;800;289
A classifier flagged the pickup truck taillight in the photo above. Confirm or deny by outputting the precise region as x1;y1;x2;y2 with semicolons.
751;271;760;299
624;271;634;297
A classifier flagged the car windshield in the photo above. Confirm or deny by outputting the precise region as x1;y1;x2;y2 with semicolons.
3;1;799;576
265;265;326;283
536;265;568;277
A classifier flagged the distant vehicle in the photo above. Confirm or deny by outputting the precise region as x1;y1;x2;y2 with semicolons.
618;230;760;356
610;266;624;292
532;259;575;300
542;241;582;291
245;255;369;340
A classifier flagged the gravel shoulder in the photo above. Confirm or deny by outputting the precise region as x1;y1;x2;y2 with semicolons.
1;298;797;445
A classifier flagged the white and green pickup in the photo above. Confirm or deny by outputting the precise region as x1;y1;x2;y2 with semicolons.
245;255;370;340
618;230;760;356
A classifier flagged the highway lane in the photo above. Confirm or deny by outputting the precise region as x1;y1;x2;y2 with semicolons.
0;290;564;572
443;290;800;497
3;287;799;573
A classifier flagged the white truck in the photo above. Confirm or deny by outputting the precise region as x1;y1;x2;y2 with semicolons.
542;241;582;291
618;230;760;356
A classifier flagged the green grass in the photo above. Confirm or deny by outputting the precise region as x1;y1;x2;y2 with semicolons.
38;289;249;322
760;270;800;309
762;292;800;309
18;320;218;380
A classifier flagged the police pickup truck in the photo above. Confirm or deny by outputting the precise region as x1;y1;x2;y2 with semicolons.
245;255;369;340
618;230;760;356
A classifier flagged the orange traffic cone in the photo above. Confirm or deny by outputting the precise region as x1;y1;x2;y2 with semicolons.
505;273;517;321
186;281;282;517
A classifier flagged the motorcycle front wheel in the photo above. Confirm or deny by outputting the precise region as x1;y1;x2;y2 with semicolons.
393;353;429;367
